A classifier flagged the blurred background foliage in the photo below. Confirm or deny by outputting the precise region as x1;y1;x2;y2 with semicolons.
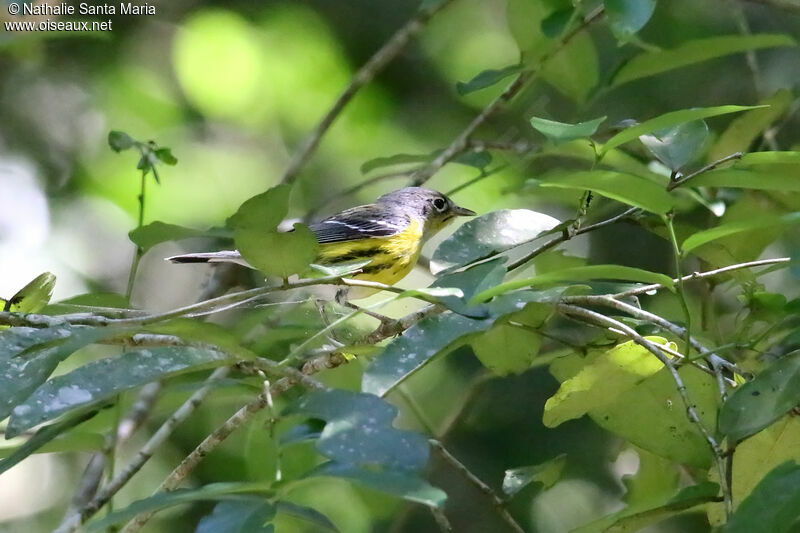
1;0;799;531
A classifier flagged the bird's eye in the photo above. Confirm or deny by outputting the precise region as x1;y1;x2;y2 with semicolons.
432;197;447;211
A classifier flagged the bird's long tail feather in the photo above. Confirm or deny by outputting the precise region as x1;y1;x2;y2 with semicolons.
166;250;252;268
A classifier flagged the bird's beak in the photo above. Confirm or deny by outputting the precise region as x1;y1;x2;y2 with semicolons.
452;205;477;216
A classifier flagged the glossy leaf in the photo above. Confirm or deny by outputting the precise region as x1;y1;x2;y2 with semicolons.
86;483;274;532
472;323;542;376
688;169;800;191
430;259;507;318
613;34;796;86
718;351;800;443
3;272;56;313
129;222;229;253
431;209;560;274
537;170;676;213
682;212;800;253
605;0;656;42
285;389;430;472
8;346;232;436
639;120;708;171
362;313;492;397
529;115;606;145
725;461;800;533
473;265;674;303
196;500;276;533
543;338;673;427
456;64;522;96
503;454;566;497
310;462;447;508
600;105;762;155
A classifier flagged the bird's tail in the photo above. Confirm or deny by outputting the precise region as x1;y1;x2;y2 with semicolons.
166;250;252;268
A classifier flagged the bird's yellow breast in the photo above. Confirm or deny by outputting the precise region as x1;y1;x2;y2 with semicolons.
316;219;424;285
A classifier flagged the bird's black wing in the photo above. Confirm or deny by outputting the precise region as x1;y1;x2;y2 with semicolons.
309;205;410;244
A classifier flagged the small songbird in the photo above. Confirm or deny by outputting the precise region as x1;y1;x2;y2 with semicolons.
167;187;476;288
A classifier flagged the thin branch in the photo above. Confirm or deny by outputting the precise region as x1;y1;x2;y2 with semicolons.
430;440;525;533
667;152;743;191
280;0;458;185
410;5;605;185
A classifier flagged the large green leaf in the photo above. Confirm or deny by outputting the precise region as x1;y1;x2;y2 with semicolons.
681;212;800;253
2;272;56;313
0;326;117;424
537;170;676;213
543;339;673;427
86;483;274;532
285;389;430;472
718;351;800;443
430;259;507;318
430;209;560;274
600;105;762;156
605;0;656;42
473;265;674;303
639;121;709;171
196;500;276;533
362;313;492;397
8;346;232;436
529;116;606;145
472;323;542;376
503;454;566;497
612;34;796;86
360;149;491;174
725;461;800;533
310;462;447;508
129;222;230;253
688;169;800;191
230;185;318;278
456;64;522;95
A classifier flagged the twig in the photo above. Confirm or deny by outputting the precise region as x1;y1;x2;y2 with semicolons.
430;440;525;533
667;152;743;190
429;506;454;532
280;0;458;185
410;5;605;185
125;169;147;300
664;214;693;357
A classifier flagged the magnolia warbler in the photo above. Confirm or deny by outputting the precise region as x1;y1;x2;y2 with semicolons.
168;187;476;291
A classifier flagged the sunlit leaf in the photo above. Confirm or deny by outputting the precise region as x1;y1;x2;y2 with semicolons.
196;500;276;533
600;105;763;155
108;130;136;152
310;462;447;508
431;209;560;274
682;212;800;253
8;346;232;436
0;430;103;459
605;0;656;42
639;120;708;171
360;149;491;174
537;170;676;213
129;222;230;253
285;389;430;472
718;351;800;443
4;272;56;313
543;338;673;427
275;502;338;532
612;34;796;86
473;265;674;303
154;147;178;166
529;116;606;145
472;323;542;376
503;454;566;497
725;461;800;533
456;64;522;96
430;259;508;318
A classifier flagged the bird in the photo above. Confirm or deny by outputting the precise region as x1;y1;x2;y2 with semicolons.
167;187;476;292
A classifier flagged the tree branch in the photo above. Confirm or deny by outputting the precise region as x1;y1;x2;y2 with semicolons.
667;152;743;190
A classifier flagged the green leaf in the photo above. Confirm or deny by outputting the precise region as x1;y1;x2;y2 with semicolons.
537;170;676;214
430;259;508;318
530;116;606;145
431;209;560;274
275;502;338;532
310;462;447;508
108;130;136;152
0;326;118;428
543;338;673;427
682;212;800;253
472;323;542;376
360;149;491;174
285;389;430;472
709;90;794;161
456;64;522;96
605;0;656;42
540;7;573;38
86;483;274;532
196;500;276;533
362;313;492;397
612;34;796;86
688;169;800;191
129;222;230;253
8;346;232;436
4;272;56;313
725;461;800;533
639;121;709;171
600;105;763;156
503;454;567;497
473;265;675;303
718;352;800;443
154;147;178;166
0;430;103;459
230;185;318;278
